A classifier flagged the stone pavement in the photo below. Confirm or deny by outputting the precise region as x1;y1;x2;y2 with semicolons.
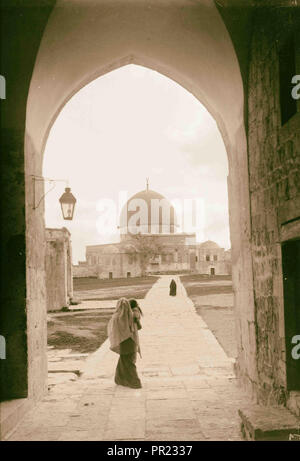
69;299;118;310
7;276;248;441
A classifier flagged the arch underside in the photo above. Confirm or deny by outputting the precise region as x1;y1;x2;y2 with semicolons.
26;0;245;160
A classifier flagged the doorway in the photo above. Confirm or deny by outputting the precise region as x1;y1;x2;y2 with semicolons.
282;239;300;390
15;0;254;412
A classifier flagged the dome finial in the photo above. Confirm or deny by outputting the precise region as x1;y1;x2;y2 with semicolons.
146;177;149;191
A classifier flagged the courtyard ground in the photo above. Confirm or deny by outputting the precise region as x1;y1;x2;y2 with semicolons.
8;276;248;441
180;275;236;358
73;276;159;301
48;309;114;354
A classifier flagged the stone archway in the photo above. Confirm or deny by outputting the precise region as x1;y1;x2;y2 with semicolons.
24;0;256;404
1;0;256;410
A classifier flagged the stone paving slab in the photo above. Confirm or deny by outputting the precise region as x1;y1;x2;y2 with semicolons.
7;275;248;441
239;405;300;441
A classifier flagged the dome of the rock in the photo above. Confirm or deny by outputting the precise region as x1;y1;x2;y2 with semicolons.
119;188;177;237
200;240;221;249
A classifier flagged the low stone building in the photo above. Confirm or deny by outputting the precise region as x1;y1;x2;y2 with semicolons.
73;260;98;278
45;228;73;311
192;241;232;276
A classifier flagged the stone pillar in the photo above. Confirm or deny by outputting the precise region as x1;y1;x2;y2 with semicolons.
45;228;73;311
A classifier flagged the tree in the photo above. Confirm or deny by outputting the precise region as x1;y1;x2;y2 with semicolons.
128;234;164;276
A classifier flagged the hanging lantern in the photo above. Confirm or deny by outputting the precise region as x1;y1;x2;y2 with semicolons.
59;187;76;220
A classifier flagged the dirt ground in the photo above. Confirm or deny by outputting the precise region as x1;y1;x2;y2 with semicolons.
73;276;159;301
195;305;237;358
180;275;237;358
48;276;158;353
47;309;114;353
180;274;232;283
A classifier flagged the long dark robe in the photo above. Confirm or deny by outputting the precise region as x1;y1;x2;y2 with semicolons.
169;279;177;296
114;338;142;388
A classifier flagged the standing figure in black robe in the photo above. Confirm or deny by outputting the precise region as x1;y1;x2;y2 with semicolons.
169;279;177;296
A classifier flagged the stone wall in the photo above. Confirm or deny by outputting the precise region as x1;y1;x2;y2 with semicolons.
0;1;55;404
84;237;232;278
194;246;231;275
97;253;142;279
45;228;73;311
73;264;98;278
247;7;300;405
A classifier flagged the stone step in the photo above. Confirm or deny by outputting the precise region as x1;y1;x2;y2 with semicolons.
239;404;300;441
48;353;89;361
0;398;32;440
48;372;78;387
48;361;84;374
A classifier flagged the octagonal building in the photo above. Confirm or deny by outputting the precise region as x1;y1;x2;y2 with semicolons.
74;186;231;279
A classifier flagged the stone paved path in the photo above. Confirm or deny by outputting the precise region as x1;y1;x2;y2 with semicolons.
8;276;248;441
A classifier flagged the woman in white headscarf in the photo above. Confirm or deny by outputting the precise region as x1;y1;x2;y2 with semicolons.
107;297;142;388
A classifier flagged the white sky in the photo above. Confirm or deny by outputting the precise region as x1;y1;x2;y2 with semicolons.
44;64;230;264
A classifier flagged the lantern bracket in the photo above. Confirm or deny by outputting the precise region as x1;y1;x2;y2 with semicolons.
30;175;69;210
